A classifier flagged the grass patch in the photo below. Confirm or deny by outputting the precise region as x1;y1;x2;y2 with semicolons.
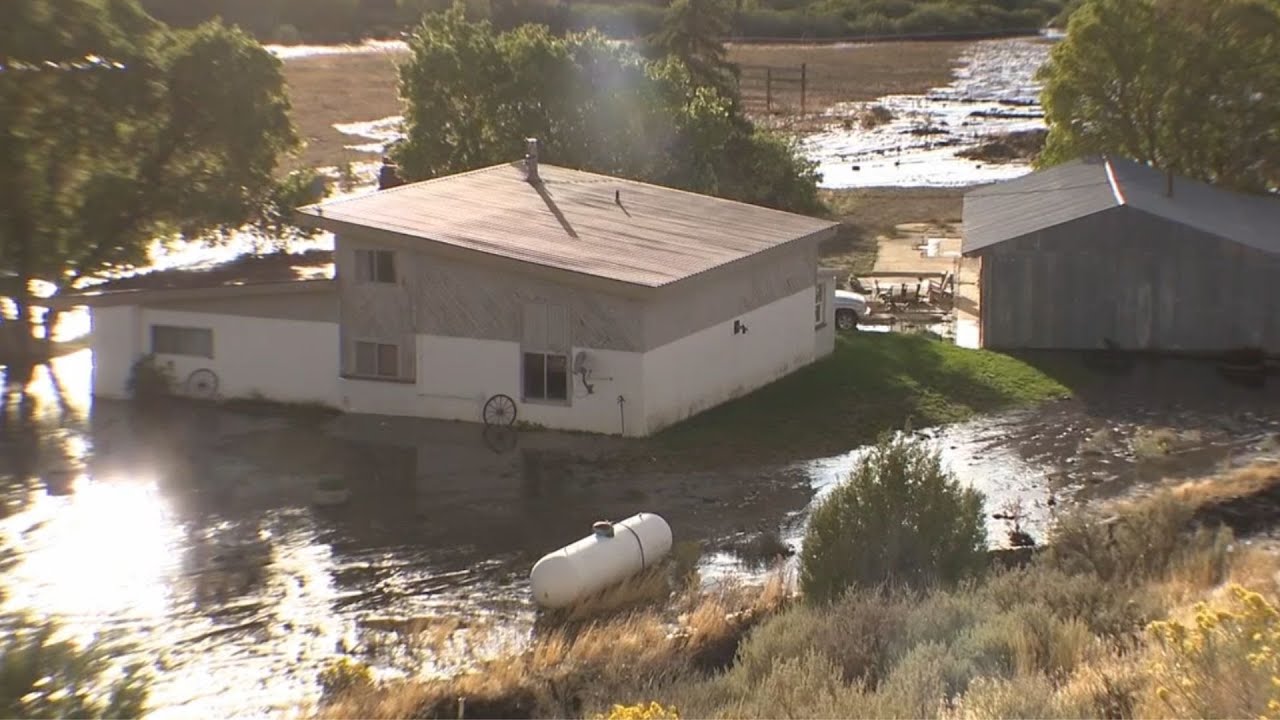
654;333;1069;466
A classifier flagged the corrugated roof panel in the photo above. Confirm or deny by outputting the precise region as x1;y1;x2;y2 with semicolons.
964;156;1280;256
299;162;837;287
962;157;1121;254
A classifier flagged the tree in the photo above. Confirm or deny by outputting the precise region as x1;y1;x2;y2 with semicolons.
649;0;736;91
0;0;315;376
1038;0;1280;193
394;7;820;211
799;436;987;603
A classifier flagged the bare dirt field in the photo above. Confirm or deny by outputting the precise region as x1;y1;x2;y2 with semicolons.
280;48;408;172
819;186;967;279
278;40;970;171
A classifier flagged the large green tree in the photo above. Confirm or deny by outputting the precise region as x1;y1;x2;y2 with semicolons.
1038;0;1280;193
0;0;314;373
394;7;820;212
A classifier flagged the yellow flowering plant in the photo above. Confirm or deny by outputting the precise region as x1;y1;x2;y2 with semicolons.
594;701;681;720
1146;585;1280;718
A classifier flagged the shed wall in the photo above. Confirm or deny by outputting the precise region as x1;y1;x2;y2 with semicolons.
978;207;1280;352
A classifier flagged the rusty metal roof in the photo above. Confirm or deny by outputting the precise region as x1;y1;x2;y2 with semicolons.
963;156;1280;256
297;162;837;287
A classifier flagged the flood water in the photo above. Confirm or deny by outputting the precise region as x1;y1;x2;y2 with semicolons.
806;36;1052;188
4;351;1280;717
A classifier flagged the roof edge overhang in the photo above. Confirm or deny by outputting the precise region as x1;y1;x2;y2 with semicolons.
46;277;335;309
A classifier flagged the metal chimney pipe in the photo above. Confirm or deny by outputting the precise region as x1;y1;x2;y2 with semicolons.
1166;169;1174;198
525;138;539;183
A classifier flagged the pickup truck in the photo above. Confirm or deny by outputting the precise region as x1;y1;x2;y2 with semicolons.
834;289;868;331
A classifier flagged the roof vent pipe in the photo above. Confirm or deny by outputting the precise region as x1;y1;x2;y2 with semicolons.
1166;168;1174;198
525;138;539;183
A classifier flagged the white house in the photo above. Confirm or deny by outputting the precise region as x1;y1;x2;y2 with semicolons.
64;145;839;436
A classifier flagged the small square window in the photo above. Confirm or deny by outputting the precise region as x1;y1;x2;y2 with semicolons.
354;341;398;378
355;249;396;283
814;282;827;328
523;352;568;402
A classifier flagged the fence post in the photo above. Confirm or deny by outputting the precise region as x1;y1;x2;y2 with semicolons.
765;67;772;113
800;63;807;116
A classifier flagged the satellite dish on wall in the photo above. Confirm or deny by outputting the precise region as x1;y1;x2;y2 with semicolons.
573;351;595;375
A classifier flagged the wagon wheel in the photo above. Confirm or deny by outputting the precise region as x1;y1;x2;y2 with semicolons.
482;393;517;427
185;368;220;399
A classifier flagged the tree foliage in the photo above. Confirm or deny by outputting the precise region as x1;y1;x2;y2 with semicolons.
394;7;821;213
649;0;736;91
0;0;315;360
799;436;988;603
1038;0;1280;193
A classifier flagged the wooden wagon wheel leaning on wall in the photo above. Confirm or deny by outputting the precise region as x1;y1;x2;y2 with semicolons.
185;368;220;399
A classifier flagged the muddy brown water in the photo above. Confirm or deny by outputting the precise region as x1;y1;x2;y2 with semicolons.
2;352;1280;717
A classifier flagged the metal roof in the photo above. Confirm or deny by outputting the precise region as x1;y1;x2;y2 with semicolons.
963;156;1280;256
297;162;838;288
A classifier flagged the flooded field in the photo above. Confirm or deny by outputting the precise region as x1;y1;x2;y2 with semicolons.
3;351;1280;717
807;36;1052;188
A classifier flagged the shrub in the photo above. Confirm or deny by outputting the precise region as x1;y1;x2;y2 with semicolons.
799;436;987;603
979;565;1153;639
1141;585;1280;719
125;354;175;403
1045;493;1231;584
0;617;149;718
318;657;373;700
593;701;680;720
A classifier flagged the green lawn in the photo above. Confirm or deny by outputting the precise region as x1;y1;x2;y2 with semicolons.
653;332;1070;465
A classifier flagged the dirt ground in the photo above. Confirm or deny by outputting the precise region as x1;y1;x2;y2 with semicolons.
278;40;970;172
819;186;967;279
280;48;408;172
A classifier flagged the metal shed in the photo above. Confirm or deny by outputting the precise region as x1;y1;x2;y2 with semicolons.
962;156;1280;353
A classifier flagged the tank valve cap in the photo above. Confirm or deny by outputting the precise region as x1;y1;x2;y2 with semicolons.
592;521;615;538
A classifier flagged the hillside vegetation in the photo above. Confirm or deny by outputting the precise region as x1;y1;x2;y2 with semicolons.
139;0;1073;44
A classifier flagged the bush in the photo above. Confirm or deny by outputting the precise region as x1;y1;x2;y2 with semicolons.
125;353;175;402
318;657;373;700
593;701;680;720
0;617;149;718
1141;585;1280;718
799;436;987;603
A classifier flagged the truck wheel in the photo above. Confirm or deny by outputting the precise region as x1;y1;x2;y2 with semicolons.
836;309;859;332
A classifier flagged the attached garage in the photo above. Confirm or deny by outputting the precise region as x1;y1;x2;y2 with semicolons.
962;156;1280;353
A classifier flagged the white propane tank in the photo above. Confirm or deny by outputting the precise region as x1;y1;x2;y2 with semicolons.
529;513;673;609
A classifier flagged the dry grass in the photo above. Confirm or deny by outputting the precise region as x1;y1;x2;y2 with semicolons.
280;48;408;172
318;573;791;720
1171;459;1280;508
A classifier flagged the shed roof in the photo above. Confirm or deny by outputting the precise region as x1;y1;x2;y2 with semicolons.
963;156;1280;257
297;162;837;288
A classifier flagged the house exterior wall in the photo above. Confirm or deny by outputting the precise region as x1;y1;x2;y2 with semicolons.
88;295;340;405
643;286;821;433
338;335;647;435
976;207;1280;352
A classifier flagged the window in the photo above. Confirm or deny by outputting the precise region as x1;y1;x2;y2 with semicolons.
151;325;213;358
354;341;399;378
523;352;569;401
522;301;570;403
354;248;396;283
815;281;827;328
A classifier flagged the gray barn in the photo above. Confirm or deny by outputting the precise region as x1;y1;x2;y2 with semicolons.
962;156;1280;353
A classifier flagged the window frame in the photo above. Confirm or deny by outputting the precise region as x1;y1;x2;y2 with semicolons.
522;350;571;404
352;339;401;380
354;248;397;284
150;324;214;359
814;281;828;329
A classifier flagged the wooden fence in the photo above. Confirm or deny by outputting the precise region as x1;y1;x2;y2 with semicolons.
736;63;809;115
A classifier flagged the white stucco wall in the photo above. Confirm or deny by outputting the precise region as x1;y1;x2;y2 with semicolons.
643;285;821;433
90;307;340;406
339;334;647;436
